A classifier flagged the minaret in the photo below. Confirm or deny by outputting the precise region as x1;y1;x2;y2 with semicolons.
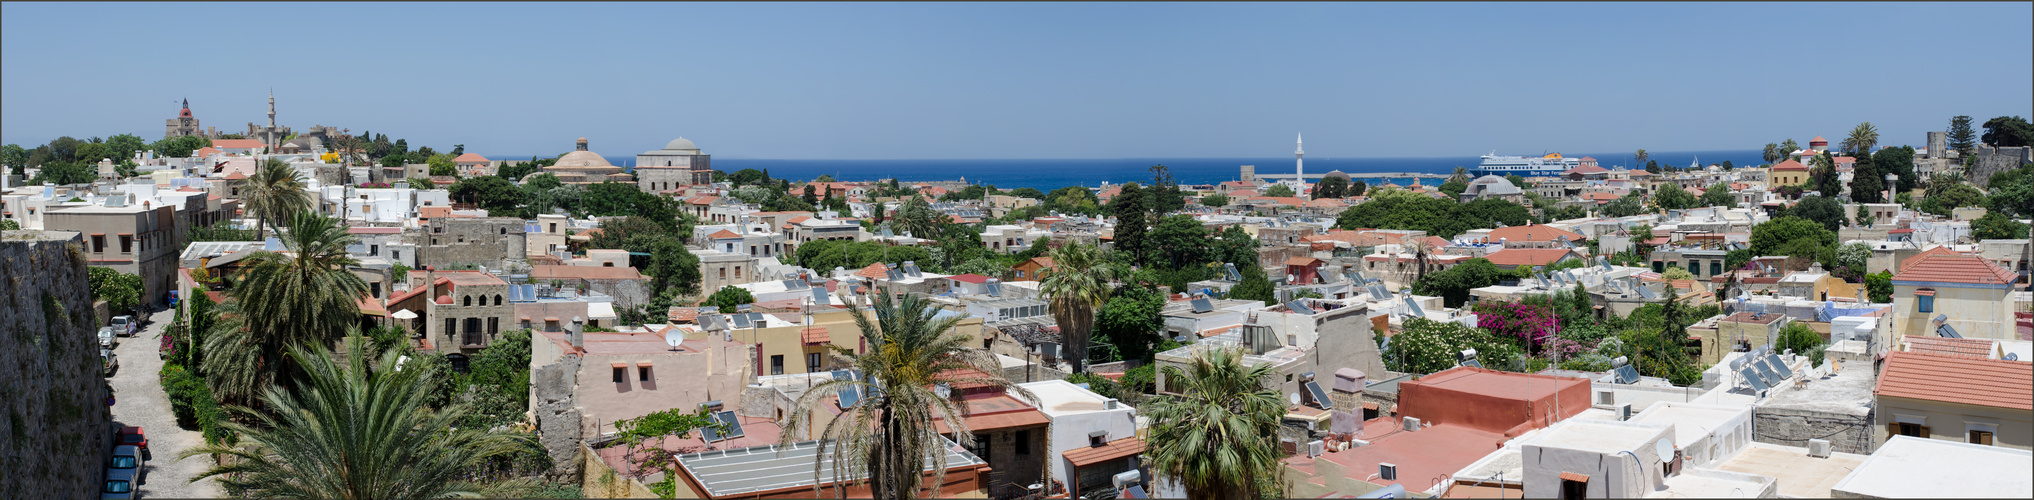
1295;133;1306;184
266;90;277;149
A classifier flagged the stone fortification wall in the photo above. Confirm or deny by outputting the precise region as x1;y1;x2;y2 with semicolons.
1971;146;2033;188
0;230;114;500
532;354;585;480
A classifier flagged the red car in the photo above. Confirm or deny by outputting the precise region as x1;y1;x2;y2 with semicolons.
115;426;150;461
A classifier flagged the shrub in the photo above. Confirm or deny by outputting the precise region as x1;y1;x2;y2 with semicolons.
160;363;232;444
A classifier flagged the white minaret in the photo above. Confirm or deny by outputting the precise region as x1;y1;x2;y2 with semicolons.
1295;133;1306;184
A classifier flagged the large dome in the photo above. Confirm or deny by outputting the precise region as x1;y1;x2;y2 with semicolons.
554;150;614;168
663;137;699;151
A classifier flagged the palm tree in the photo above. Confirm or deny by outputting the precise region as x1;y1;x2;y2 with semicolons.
182;342;539;499
1145;348;1286;499
203;210;368;406
779;290;1036;500
1038;241;1120;373
893;196;941;239
243;158;313;240
1634;149;1649;170
1845;122;1880;155
1762;143;1781;164
1449;166;1471;183
1410;236;1435;284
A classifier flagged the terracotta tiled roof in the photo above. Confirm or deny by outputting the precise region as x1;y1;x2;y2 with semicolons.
686;196;718;205
221;171;247;180
1893;253;2016;286
1483;248;1577;267
211;139;266;149
801;326;830;345
786;216;812;225
1904;336;1995;359
1874;351;2032;411
1284;256;1322;267
1897;246;1962;272
1021;256;1055;269
707;229;741;239
1487;224;1584;243
453;153;490;163
1064;437;1146;467
948;274;991;284
529;265;646;281
418;206;452;219
855;262;890;278
1772;159;1809;171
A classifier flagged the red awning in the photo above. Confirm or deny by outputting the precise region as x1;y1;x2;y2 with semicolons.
1914;290;1936;297
802;326;830;345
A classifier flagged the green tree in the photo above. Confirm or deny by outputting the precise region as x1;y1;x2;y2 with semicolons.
182;344;539;500
1412;258;1509;308
779;290;1034;500
202;211;369;406
1776;321;1826;365
88;267;145;314
1843;122;1879;155
1972;212;2030;240
1145;348;1287;500
1110;183;1149;265
705;285;757;313
1811;152;1843;196
2;143;28;176
1200;194;1230;207
244;158;313;240
1148;214;1213;272
1039;242;1122;373
1314;176;1349;199
1652;184;1699;210
1787;195;1848;232
1749;216;1836;270
1849;152;1885;204
1350;180;1368;197
1988;165;2034;218
1262;184;1295;198
1854;204;1875;228
449;175;526;215
1382;317;1523;375
1009;187;1045;199
1874;146;1917;193
1948;115;1977;156
1762;143;1781;164
1437;180;1468;198
1146;165;1187;216
1601;195;1646;217
1864;271;1893;303
496;160;540;182
1044;186;1102;215
1982;116;2034;147
1228;262;1276;306
1701;183;1735;207
1096;283;1168;363
1924;182;1987;216
1779;139;1799;157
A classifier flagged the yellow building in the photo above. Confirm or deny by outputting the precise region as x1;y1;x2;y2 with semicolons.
1770;159;1811;187
1890;252;2019;344
1697;311;1789;365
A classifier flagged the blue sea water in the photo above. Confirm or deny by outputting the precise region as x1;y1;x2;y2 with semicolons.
500;149;1766;193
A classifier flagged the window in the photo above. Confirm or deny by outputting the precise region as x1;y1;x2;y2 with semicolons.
1016;430;1030;455
735;266;742;278
488;317;498;334
1652;261;1664;273
494;295;503;306
549;223;558;233
92;234;106;253
1970;430;1995;446
613;366;626;383
1688;261;1699;276
638;365;652;382
119;234;132;253
719;268;727;279
464;296;473;307
770;355;784;375
1890;422;1930;438
445;318;457;335
370;244;379;256
1917;294;1934;313
1560;475;1588;500
371;282;382;297
807;352;822;372
1710;261;1721;276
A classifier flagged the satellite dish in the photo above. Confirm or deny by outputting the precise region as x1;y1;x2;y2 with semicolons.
1289;393;1302;406
1654;438;1675;462
665;328;683;351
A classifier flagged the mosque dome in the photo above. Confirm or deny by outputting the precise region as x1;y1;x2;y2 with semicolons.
663;137;700;151
1323;170;1350;180
550;137;619;170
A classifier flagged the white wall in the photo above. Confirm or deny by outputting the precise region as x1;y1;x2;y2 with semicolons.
1018;380;1140;489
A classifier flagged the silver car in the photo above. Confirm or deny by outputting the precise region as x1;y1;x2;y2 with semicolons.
99;327;117;349
111;315;137;336
102;349;118;376
105;444;145;499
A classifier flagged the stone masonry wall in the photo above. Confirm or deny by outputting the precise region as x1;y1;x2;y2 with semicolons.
1971;146;2033;188
1751;406;1875;455
0;230;114;500
532;354;585;481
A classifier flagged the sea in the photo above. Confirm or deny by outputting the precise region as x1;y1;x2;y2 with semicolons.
496;149;1768;193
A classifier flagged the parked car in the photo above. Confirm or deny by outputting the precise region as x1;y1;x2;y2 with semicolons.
111;315;137;336
99;327;117;350
102;467;139;500
101;349;118;377
115;426;150;461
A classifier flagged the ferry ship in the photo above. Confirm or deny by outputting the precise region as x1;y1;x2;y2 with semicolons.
1472;152;1582;177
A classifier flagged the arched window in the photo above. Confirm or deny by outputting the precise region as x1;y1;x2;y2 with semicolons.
500;227;508;235
494;295;503;306
463;296;473;307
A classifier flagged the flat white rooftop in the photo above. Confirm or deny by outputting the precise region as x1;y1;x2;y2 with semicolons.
1831;435;2033;498
1708;442;1866;498
1016;379;1117;417
1646;468;1772;498
1529;420;1667;454
1627;402;1749;450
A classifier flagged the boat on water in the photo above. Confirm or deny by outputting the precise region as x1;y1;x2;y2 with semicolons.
1472;152;1582;177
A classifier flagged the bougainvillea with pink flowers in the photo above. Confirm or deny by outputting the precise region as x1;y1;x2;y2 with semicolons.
1474;301;1560;354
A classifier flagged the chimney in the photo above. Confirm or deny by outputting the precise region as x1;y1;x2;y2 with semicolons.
569;315;585;350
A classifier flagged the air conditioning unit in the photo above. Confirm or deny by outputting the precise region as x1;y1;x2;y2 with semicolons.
1378;463;1398;481
1307;440;1324;458
1618;404;1633;421
1348;439;1370;449
1807;439;1832;458
1597;389;1616;406
1105;399;1119;410
1403;417;1422;432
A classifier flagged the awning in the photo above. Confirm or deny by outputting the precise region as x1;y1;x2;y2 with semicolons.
1559;472;1591;483
935;409;1051;434
1913;289;1936;297
1065;437;1145;468
802;326;830;345
636;362;654;367
588;302;618;320
611;362;627;369
357;297;389;316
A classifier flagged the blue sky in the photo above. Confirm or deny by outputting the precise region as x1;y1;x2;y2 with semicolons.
4;2;2029;160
